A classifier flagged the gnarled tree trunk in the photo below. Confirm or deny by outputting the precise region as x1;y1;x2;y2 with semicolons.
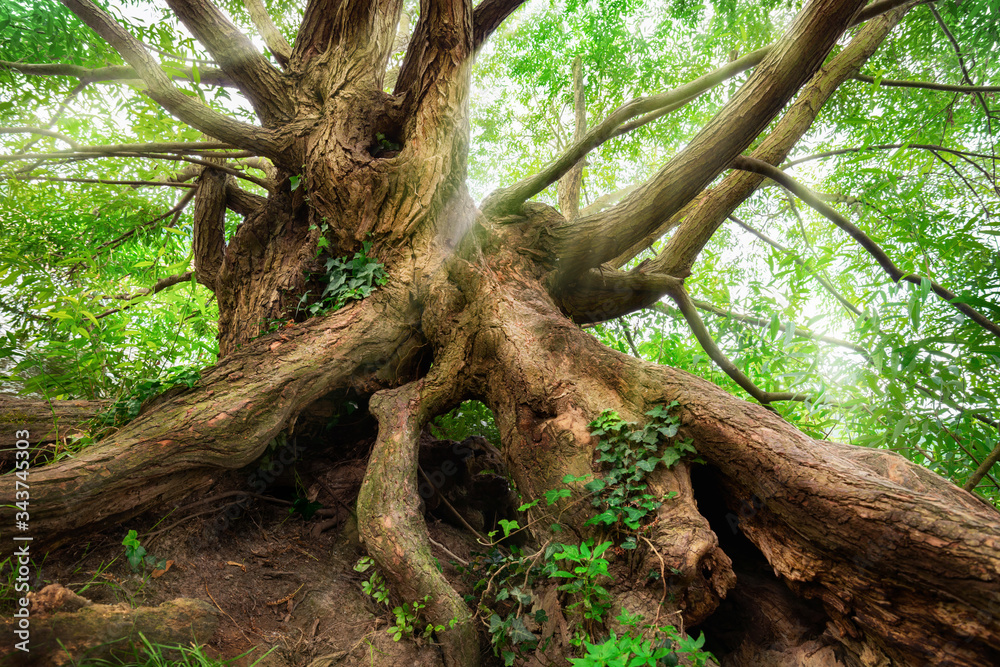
3;0;999;665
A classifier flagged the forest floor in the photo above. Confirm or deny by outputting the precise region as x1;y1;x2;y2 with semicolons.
2;432;495;667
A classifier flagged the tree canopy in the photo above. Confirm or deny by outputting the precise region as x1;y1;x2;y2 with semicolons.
3;0;997;499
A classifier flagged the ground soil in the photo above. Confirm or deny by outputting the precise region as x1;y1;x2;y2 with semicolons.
8;430;505;667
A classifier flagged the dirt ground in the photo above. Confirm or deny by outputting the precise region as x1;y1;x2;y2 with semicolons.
3;431;503;667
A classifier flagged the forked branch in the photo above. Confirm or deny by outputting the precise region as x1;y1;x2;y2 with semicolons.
164;0;291;123
59;0;283;156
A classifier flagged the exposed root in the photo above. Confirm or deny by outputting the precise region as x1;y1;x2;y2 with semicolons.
356;369;480;667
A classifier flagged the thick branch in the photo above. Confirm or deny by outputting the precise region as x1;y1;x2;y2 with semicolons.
481;47;770;217
225;181;267;216
59;0;283;156
731;156;1000;340
356;365;479;667
293;0;403;84
395;0;472;100
192;166;229;290
642;3;911;278
472;0;525;51
243;0;292;67
546;0;869;279
483;0;909;226
0;282;426;555
164;0;291;123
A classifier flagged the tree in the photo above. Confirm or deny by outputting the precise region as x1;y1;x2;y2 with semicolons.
1;0;999;664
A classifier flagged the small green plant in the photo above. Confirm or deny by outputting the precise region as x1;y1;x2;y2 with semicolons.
96;365;202;428
548;540;613;625
73;630;274;666
489;610;542;666
354;556;389;605
355;557;456;643
298;241;388;318
568;610;715;666
122;530;165;573
584;403;695;540
464;403;711;665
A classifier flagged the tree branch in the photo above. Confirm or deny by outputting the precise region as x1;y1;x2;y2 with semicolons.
481;46;770;218
243;0;292;67
664;282;822;406
192;164;228;290
651;301;869;357
95;272;194;319
783;142;997;168
472;0;525;51
544;0;870;279
94;189;197;256
964;441;1000;493
0;126;79;149
637;2;912;278
852;73;1000;93
482;0;910;225
731;155;1000;340
59;0;283;156
164;0;291;123
0;58;234;87
11;175;196;188
225;181;267;216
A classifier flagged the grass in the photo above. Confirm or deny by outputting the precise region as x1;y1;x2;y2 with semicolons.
71;633;275;666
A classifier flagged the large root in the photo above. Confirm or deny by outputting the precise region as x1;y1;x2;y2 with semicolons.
456;241;1000;664
356;367;479;667
0;284;425;556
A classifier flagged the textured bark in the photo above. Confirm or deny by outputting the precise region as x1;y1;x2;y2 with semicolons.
10;2;1000;666
0;279;426;553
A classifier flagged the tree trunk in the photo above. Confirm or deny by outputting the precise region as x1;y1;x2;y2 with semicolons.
5;0;999;665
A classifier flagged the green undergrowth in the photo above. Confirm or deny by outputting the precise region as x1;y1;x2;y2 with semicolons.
357;403;715;666
94;365;201;431
71;631;273;666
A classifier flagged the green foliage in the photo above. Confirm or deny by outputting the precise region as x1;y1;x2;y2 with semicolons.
354;556;389;605
298;241;388;318
585;404;694;537
354;556;456;642
548;539;613;623
569;610;714;667
73;630;274;666
96;365;202;429
121;530;165;573
430;399;502;447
